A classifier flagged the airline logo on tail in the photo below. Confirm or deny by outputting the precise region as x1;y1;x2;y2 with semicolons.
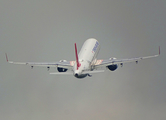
92;41;99;53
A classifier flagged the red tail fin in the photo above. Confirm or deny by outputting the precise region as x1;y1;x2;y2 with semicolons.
75;43;81;70
5;53;8;62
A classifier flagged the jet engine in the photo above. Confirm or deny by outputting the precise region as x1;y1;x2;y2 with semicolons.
59;60;67;62
107;64;118;71
57;60;68;72
107;57;118;71
109;57;117;60
57;67;68;72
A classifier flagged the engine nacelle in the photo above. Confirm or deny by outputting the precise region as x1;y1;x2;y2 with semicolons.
109;57;117;60
57;60;68;72
57;67;68;72
107;64;118;71
59;60;67;62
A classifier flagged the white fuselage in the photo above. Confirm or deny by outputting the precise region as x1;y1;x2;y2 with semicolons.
73;38;100;78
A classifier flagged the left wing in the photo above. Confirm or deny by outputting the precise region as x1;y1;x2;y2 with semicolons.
5;53;73;69
95;46;160;68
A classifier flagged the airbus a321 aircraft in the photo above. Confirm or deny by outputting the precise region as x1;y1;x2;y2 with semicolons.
6;38;160;78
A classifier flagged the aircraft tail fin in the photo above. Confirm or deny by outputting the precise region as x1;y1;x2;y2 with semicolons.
75;43;81;70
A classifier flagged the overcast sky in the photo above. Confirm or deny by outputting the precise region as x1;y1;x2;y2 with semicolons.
0;0;166;120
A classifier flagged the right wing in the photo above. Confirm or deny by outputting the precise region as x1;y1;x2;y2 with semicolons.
5;53;74;69
95;46;160;68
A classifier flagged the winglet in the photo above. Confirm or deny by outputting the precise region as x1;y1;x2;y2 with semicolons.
5;53;8;62
75;43;81;70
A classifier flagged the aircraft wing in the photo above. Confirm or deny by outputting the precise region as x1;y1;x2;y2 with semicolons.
95;46;160;68
5;53;73;69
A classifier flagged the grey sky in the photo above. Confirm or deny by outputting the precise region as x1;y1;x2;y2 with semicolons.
0;0;166;120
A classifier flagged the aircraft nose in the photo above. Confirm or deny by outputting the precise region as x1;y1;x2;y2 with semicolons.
74;70;80;78
74;73;79;78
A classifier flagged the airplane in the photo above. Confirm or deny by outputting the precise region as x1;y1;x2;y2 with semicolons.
5;38;160;78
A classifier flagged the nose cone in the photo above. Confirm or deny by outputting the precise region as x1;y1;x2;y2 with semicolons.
74;73;79;78
74;70;88;79
74;70;80;77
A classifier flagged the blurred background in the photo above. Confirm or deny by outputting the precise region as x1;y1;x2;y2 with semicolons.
0;0;166;120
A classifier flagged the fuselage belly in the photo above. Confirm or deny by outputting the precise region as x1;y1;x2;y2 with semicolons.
73;38;100;78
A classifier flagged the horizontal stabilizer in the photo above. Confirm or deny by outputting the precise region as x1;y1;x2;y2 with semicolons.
83;70;105;74
50;72;73;75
